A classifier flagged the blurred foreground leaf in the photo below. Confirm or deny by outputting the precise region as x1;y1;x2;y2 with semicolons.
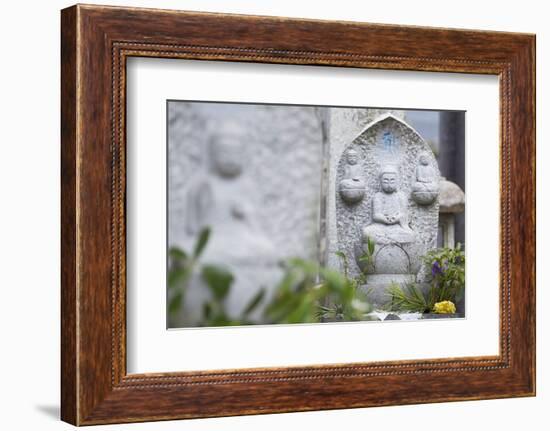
242;288;266;316
168;291;183;314
168;267;190;289
201;264;233;300
169;247;188;261
193;227;211;258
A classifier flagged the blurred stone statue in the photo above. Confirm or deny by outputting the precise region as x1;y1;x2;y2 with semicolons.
185;131;276;264
178;128;279;323
168;102;325;325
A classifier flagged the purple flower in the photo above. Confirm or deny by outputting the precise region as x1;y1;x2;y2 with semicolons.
431;261;444;277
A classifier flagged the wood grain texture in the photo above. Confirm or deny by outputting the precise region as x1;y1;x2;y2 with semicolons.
60;4;536;425
60;5;78;425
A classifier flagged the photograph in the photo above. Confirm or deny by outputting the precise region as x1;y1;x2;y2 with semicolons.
167;101;466;328
0;0;543;427
51;2;537;426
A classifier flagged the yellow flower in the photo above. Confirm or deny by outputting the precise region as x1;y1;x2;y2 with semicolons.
433;300;456;314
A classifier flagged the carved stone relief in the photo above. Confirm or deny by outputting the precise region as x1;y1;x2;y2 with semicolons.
335;114;440;305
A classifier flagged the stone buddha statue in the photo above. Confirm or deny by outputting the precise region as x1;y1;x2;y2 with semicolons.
411;152;439;205
339;148;366;204
362;165;415;245
343;148;362;180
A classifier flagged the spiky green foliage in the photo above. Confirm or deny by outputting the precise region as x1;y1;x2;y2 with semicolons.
387;244;466;314
386;282;430;313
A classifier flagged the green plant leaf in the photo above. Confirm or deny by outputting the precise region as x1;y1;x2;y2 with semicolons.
367;237;375;256
264;290;302;323
333;251;349;278
168;291;183;314
359;254;371;262
168;267;190;289
242;288;266;316
321;268;346;290
202;302;212;320
386;282;428;313
334;251;346;260
201;264;233;300
193;227;211;258
286;257;319;274
169;247;188;262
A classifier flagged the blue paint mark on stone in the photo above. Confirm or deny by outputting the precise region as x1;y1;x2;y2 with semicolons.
382;131;398;155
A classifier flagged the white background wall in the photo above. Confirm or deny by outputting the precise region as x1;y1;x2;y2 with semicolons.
0;0;546;429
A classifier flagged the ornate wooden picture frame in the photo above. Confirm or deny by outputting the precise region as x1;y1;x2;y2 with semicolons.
61;4;535;425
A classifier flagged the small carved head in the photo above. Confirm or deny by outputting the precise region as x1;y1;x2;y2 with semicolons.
346;148;359;165
379;165;399;193
210;134;245;178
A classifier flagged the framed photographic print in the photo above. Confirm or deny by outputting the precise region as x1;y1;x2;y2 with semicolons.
61;4;536;425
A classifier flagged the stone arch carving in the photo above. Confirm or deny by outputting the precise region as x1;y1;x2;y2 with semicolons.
335;113;440;296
